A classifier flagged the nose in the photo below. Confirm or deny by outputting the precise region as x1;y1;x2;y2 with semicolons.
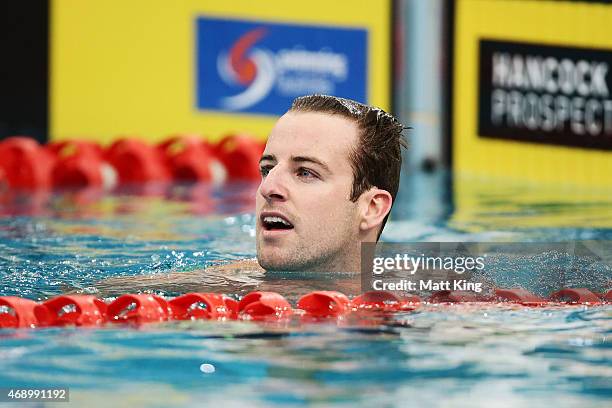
258;165;288;203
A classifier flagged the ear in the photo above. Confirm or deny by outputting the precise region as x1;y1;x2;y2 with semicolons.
358;188;393;234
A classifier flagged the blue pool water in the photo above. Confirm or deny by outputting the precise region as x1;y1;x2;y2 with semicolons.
1;172;611;407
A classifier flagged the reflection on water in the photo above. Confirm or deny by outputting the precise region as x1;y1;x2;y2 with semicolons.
0;172;611;297
387;171;612;241
0;172;611;407
451;175;612;231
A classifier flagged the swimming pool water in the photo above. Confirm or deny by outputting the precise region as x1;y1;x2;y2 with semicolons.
1;172;611;407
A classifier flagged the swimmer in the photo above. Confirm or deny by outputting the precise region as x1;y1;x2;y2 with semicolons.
256;95;406;272
94;95;406;294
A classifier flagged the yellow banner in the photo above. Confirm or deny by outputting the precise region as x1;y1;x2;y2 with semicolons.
50;0;391;144
453;0;612;187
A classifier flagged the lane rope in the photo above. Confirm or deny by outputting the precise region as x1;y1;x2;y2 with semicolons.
1;288;609;329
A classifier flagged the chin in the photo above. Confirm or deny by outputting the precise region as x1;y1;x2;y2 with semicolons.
257;257;286;271
256;247;280;267
257;251;301;272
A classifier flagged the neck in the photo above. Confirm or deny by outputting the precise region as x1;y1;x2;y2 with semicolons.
308;241;363;273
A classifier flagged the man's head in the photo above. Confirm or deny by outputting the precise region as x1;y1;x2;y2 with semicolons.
256;95;406;272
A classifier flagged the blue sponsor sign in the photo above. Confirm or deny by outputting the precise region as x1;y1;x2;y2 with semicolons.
196;16;368;115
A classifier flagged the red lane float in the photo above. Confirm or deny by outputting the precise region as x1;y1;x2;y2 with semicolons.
0;167;6;188
1;287;610;330
352;291;420;312
47;140;104;158
35;295;107;327
169;293;237;320
107;294;170;324
0;137;55;190
215;135;264;181
549;288;601;304
106;138;171;184
48;140;107;189
0;134;267;191
238;291;293;320
157;136;219;183
0;297;39;328
297;291;350;317
494;289;548;306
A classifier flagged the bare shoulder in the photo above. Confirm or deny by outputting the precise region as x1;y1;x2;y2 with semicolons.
88;258;264;296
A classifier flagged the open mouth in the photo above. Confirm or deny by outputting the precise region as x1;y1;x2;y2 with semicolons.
261;214;294;231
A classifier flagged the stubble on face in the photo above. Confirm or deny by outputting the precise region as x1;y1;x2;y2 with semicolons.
256;202;358;272
256;112;363;272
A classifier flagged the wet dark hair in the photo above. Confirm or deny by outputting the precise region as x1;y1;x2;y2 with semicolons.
289;94;407;240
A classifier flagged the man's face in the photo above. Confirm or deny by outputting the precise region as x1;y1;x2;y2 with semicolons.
256;111;361;271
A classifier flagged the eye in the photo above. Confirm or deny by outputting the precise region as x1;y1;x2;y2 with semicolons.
259;165;273;177
297;167;318;179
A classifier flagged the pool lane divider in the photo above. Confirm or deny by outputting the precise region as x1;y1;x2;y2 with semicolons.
1;288;610;329
0;135;265;191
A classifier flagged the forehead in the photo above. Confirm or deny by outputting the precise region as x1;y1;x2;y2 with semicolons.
266;112;359;165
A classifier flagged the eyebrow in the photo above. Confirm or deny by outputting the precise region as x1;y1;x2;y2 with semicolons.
292;156;331;174
259;154;331;174
259;154;276;164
